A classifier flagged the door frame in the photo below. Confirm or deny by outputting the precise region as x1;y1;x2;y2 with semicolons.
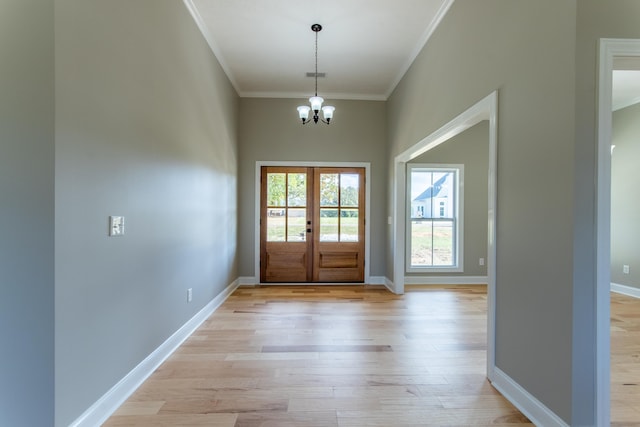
596;37;640;426
255;161;371;284
392;90;498;377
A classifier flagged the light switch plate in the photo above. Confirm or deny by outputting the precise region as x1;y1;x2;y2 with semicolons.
109;216;125;236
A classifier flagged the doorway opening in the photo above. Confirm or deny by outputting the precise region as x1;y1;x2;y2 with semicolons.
392;90;498;378
597;38;640;426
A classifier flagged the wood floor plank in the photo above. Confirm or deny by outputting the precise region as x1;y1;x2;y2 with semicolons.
104;413;238;426
103;286;640;426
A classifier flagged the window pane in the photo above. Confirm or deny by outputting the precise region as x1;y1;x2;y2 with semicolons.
320;174;339;206
267;173;286;206
433;220;453;265
320;209;338;241
340;209;359;242
340;173;359;207
287;208;306;241
410;171;434;218
411;219;433;266
411;171;453;219
432;172;452;219
267;208;286;242
287;173;306;207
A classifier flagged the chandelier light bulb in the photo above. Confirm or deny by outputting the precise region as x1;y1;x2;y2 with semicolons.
297;105;311;121
309;96;324;112
322;105;335;122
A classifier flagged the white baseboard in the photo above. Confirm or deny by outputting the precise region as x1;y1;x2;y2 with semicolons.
491;367;569;427
611;282;640;298
383;277;396;293
69;279;240;427
404;275;488;285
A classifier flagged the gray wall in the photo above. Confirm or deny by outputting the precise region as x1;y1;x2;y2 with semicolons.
54;1;238;425
611;102;640;288
387;1;576;423
574;2;640;424
0;0;55;425
408;121;489;277
238;98;387;278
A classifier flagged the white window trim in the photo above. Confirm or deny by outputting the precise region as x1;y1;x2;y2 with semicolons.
405;163;464;273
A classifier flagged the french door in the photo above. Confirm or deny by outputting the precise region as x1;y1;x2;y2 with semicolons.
260;166;365;283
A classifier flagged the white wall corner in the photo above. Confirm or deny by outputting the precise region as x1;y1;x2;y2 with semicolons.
490;367;570;427
611;282;640;299
404;275;488;285
69;279;240;427
368;276;386;285
239;276;259;286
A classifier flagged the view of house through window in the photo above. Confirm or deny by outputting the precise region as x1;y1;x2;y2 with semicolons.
407;164;462;271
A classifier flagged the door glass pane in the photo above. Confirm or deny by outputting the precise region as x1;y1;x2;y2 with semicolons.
320;209;339;242
340;174;359;207
433;220;454;265
340;209;358;242
287;208;306;242
267;173;286;206
287;173;306;207
267;208;286;242
320;174;339;206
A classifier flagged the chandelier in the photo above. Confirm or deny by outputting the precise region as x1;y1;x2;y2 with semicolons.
296;24;335;125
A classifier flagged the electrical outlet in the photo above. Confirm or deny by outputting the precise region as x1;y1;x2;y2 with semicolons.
623;265;630;275
187;288;193;302
479;258;485;266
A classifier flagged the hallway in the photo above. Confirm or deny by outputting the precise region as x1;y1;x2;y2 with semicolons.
104;286;532;426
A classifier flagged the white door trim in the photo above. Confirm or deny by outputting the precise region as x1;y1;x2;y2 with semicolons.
596;37;640;426
392;90;498;379
254;161;371;284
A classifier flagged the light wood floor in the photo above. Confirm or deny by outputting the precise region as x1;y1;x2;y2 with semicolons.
611;292;640;426
103;286;640;426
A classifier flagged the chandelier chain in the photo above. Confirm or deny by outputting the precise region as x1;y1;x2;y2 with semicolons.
314;29;318;96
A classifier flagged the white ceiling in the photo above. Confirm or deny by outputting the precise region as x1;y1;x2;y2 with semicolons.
188;0;452;100
186;1;640;107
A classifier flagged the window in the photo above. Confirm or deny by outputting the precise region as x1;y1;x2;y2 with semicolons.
406;164;463;272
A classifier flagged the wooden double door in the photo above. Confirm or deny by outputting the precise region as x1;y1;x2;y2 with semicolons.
260;166;365;283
